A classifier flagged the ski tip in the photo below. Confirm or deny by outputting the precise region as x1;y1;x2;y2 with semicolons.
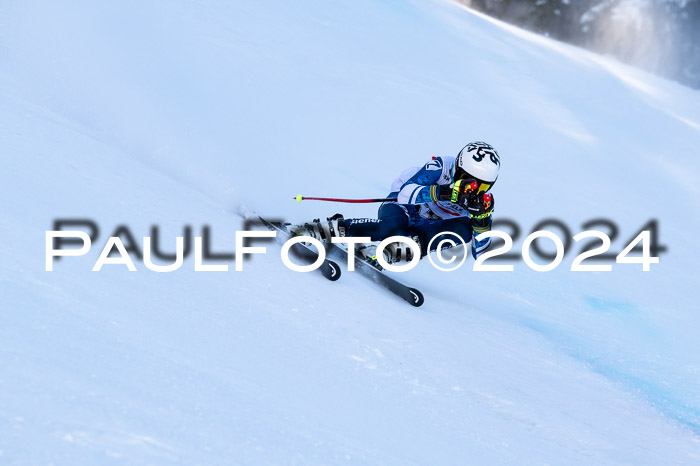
235;203;256;220
408;288;424;307
326;261;341;281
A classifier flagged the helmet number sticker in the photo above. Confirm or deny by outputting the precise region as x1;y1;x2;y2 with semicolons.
469;144;500;166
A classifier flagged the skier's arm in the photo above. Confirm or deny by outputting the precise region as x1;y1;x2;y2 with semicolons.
396;159;443;204
469;193;495;259
396;158;477;205
398;179;478;205
397;183;440;204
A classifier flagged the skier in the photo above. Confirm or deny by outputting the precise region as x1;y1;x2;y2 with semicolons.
295;141;500;264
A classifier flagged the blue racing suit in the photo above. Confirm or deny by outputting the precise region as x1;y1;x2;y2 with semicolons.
345;156;492;259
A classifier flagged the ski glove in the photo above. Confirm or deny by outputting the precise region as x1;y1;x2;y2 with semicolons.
467;192;494;219
431;179;479;206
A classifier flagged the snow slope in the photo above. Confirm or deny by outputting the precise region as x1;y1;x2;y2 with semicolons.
1;0;700;463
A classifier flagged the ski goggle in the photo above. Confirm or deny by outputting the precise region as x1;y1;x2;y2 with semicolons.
454;166;494;193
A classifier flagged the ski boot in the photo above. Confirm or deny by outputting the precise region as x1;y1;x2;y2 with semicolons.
381;236;421;264
292;213;346;242
358;235;422;270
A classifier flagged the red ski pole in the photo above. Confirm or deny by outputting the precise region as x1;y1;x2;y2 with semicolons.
294;194;397;204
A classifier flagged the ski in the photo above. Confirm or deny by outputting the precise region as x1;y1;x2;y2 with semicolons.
325;242;424;307
239;213;341;282
236;208;421;304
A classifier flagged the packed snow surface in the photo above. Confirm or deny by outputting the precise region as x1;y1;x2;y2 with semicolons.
1;0;699;463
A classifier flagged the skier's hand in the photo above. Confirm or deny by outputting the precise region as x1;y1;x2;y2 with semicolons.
435;179;478;205
467;192;494;219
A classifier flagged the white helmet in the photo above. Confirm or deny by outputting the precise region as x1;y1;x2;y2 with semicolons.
453;142;500;191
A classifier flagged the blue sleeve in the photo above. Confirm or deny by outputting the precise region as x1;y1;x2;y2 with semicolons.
396;158;445;205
